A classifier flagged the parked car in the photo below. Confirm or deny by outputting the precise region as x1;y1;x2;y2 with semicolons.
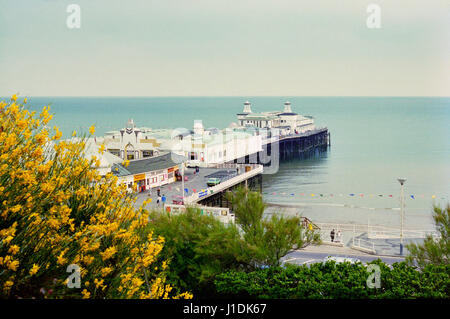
206;177;221;187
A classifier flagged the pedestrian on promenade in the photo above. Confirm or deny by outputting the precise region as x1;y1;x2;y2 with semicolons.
161;194;166;205
157;188;161;197
330;229;335;242
336;230;342;243
157;196;161;206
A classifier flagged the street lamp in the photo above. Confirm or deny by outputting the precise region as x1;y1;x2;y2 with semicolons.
181;162;185;204
397;178;406;255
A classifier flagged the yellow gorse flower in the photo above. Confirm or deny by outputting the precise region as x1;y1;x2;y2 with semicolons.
29;264;40;276
0;97;192;299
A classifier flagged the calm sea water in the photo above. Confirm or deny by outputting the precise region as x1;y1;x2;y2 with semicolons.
21;97;450;229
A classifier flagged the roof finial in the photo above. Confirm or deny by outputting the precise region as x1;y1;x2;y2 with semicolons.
283;101;292;113
243;101;252;113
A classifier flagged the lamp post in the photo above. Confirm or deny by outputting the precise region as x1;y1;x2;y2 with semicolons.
181;162;185;204
397;178;406;255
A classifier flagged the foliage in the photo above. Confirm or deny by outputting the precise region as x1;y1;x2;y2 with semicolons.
148;208;249;297
0;96;191;299
214;260;450;299
226;187;321;267
406;204;449;268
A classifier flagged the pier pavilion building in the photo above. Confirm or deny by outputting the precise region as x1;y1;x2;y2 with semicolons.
95;119;162;161
236;101;315;135
111;152;183;193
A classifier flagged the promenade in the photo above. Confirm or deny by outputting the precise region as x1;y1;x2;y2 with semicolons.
134;164;263;209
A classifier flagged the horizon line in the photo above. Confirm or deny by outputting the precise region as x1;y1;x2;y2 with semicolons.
2;95;450;98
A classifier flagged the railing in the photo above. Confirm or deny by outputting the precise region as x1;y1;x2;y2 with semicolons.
261;127;328;144
184;164;263;204
163;203;235;224
352;237;376;254
368;229;441;239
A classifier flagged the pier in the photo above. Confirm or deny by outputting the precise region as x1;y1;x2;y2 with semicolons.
134;163;263;210
277;128;329;160
228;127;330;165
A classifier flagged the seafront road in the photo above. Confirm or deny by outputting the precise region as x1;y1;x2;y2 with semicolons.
282;244;405;266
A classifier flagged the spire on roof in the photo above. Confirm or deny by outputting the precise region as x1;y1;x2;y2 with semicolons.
243;101;252;113
283;101;292;113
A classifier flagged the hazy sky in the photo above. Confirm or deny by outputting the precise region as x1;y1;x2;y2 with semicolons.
1;0;449;96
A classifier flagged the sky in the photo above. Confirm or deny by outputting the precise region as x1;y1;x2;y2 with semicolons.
0;0;449;96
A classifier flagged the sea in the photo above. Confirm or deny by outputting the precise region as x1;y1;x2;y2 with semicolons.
20;96;450;230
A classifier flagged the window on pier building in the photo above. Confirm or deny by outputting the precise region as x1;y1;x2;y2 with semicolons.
142;150;153;158
189;152;198;160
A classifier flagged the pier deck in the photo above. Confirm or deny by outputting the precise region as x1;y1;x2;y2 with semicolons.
134;163;263;209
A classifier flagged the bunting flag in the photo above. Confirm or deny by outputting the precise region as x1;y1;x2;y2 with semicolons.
260;192;446;199
164;185;447;201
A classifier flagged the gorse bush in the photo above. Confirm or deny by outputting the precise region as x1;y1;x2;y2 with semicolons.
0;95;191;299
214;261;450;299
